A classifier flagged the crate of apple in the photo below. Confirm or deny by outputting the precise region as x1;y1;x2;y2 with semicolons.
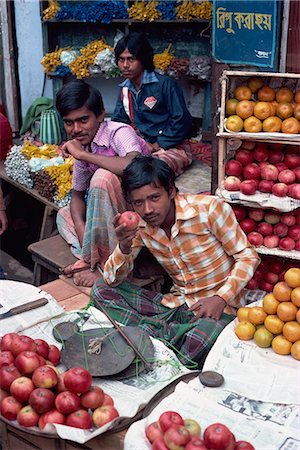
232;205;300;253
235;268;300;361
145;410;255;449
0;333;119;433
223;142;300;200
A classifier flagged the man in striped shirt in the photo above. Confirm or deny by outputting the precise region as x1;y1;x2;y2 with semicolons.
91;155;260;367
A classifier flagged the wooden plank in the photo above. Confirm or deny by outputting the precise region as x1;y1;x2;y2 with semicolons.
40;279;82;302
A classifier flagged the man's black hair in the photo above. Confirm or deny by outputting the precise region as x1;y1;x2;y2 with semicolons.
121;155;176;201
115;32;155;72
55;79;104;117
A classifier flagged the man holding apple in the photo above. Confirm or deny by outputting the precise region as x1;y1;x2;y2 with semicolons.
91;155;260;367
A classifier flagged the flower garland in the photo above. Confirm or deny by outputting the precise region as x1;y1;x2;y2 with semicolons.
69;39;113;79
153;46;174;72
43;1;213;23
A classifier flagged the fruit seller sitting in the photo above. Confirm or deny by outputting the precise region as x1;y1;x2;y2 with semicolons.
91;155;260;368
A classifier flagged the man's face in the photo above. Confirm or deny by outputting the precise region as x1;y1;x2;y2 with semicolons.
129;182;176;228
117;49;144;82
62;105;104;146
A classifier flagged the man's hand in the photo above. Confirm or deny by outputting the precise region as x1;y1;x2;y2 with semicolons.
189;296;227;322
61;139;86;160
146;142;161;154
0;210;8;235
113;213;138;254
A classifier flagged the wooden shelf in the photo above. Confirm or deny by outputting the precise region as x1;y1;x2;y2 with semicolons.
217;131;300;146
43;19;211;24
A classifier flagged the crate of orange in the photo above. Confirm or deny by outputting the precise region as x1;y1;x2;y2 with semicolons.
218;70;300;144
235;267;300;361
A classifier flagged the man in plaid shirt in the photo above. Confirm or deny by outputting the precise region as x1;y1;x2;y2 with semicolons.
91;156;260;368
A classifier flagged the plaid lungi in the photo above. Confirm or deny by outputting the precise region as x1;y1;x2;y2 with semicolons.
91;279;235;369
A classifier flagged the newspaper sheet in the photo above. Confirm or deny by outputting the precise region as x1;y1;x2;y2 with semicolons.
13;306;193;444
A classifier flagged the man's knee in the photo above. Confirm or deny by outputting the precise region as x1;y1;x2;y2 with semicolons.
90;168;121;190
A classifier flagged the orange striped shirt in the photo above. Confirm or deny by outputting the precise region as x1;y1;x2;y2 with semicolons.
103;194;260;309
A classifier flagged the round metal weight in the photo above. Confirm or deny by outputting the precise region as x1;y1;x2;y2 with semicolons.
199;370;224;387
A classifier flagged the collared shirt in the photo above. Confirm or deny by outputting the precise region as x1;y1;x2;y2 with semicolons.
103;194;260;309
119;71;159;95
72;120;149;191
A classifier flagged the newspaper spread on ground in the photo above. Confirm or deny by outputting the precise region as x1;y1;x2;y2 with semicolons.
13;306;193;444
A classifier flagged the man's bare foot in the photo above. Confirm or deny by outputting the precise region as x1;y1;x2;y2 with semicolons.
73;269;100;287
62;260;90;277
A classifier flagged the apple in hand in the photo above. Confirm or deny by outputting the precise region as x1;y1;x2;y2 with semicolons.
203;423;235;450
32;365;58;389
92;404;119;428
29;388;55;414
55;391;81;415
119;211;140;230
38;409;65;430
145;421;164;443
158;411;184;433
10;376;35;403
0;351;14;368
17;405;39;428
0;396;22;420
80;385;104;410
66;409;93;429
64;367;92;394
0;365;21;391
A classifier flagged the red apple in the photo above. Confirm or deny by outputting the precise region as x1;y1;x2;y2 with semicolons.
281;213;296;227
66;409;93;429
257;222;273;236
38;408;65;430
80;385;104;410
261;164;278;181
92;404;119;428
268;151;283;164
184;419;201;437
34;339;49;359
0;351;14;368
264;272;279;285
270;260;284;274
119;211;140;230
10;376;35;403
241;141;256;150
164;425;191;449
32;365;58;389
279;237;295;251
64;367;92;395
0;333;18;352
186;437;209;450
0;395;22;420
145;421;164;443
14;351;40;375
284;153;300;169
223;176;241;191
152;437;169;450
17;405;39;428
239;218;256;234
240;180;257;195
232;205;247;222
29;388;55;414
10;335;36;356
263;235;279;248
258;161;268;169
295;240;300;251
248;208;265;221
272;183;288;197
225;160;243;176
275;162;288;172
253;268;265;281
102;393;114;406
56;373;67;393
264;212;280;224
55;391;81;415
253;146;269;162
246;279;259;290
159;411;184;433
243;163;261;180
235;441;255;450
258;180;275;193
0;365;21;391
273;222;289;237
235;149;254;166
0;388;9;403
247;232;263;246
294;167;300;182
47;345;60;366
278;169;296;184
288;184;300;200
289;225;300;240
203;423;235;450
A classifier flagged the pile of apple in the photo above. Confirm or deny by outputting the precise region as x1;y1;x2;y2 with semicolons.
0;332;119;431
145;410;255;449
232;205;300;252
235;268;300;361
225;77;300;134
224;141;300;199
246;256;297;293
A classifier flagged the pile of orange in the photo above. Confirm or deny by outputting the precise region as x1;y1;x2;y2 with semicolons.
235;267;300;361
226;76;300;134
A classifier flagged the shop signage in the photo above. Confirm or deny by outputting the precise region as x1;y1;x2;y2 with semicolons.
212;0;277;68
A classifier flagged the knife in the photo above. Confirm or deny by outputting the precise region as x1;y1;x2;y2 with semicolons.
0;297;49;320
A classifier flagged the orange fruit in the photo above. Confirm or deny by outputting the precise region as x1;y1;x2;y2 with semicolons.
257;86;276;102
254;327;273;348
235;321;256;340
263;293;279;315
282;321;300;343
236;101;255;119
226;115;244;132
234;86;252;101
291;340;300;360
264;314;284;334
247;77;264;93
293;104;300;121
276;102;294;120
254;102;272;120
268;102;277;116
273;281;292;302
291;287;300;307
294;91;300;103
226;99;239;116
284;268;300;288
281;117;300;134
262;116;282;132
244;116;262;133
276;87;293;103
237;307;250;322
248;306;267;325
277;302;298;322
272;334;292;355
296;309;300;324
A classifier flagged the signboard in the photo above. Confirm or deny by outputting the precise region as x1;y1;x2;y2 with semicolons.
212;0;277;68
